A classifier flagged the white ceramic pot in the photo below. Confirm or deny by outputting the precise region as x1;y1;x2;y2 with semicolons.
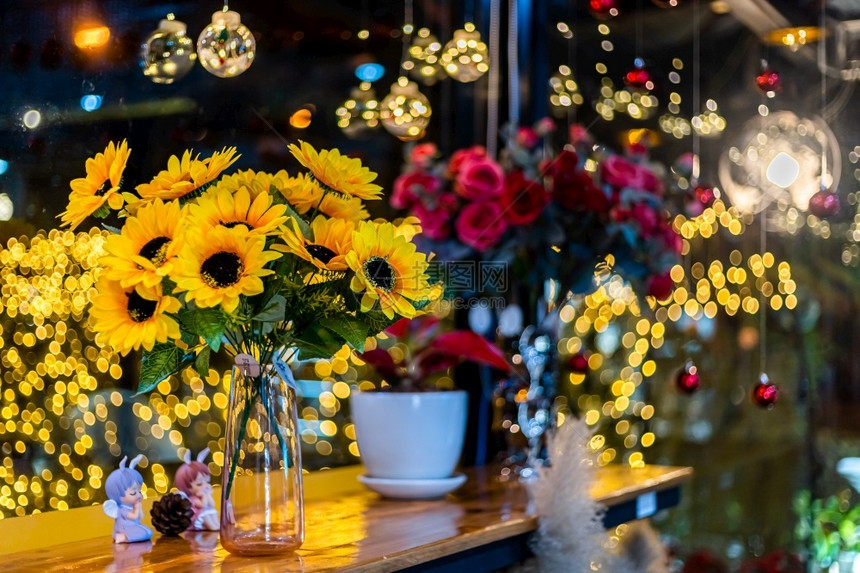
350;390;468;480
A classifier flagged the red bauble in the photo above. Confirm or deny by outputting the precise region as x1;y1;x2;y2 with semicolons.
567;353;590;374
755;66;781;94
808;188;840;219
752;373;778;408
694;184;716;208
647;272;674;301
675;361;700;394
589;0;619;19
625;65;652;91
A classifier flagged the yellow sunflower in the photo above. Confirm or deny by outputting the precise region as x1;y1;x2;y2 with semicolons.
345;221;432;319
281;174;370;221
209;169;293;200
136;147;239;202
288;140;383;200
276;216;354;272
90;279;181;354
59;140;131;230
172;226;281;313
191;186;288;236
101;200;185;288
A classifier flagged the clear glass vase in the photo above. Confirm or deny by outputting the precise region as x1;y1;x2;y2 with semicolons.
220;364;304;555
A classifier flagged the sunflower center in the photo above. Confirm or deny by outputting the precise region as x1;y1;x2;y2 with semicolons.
221;221;248;229
95;179;111;197
138;236;171;267
200;251;244;289
126;291;157;323
306;244;337;264
363;256;395;292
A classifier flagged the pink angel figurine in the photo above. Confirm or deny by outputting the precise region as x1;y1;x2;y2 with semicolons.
103;455;153;543
175;448;219;531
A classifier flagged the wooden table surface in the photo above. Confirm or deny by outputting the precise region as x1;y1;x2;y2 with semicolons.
4;464;692;572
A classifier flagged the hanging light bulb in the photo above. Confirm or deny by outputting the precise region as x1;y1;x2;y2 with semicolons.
405;27;445;85
197;8;255;78
336;83;381;138
380;77;432;141
440;23;489;83
141;14;197;84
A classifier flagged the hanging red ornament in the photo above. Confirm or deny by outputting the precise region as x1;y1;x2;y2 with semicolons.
589;0;619;19
567;352;590;374
651;0;680;6
752;373;778;408
755;63;781;95
808;187;840;219
675;360;700;394
625;61;652;91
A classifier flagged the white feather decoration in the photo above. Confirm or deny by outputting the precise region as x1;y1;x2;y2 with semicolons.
528;417;612;572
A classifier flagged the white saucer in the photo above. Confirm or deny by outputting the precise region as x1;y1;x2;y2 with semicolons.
358;473;467;500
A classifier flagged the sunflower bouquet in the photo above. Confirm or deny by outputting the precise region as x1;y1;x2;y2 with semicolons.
59;139;439;394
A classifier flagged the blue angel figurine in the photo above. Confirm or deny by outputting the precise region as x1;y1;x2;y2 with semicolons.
103;455;153;543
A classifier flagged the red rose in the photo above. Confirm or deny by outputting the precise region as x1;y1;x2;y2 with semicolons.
501;171;548;225
447;146;487;178
516;127;540;149
630;203;659;236
410;143;438;167
455;201;508;251
658;220;682;254
392;171;441;209
455;156;505;201
544;150;609;213
412;193;457;241
601;155;663;194
647;272;674;301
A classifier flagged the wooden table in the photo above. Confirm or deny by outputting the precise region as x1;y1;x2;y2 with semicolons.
2;464;691;572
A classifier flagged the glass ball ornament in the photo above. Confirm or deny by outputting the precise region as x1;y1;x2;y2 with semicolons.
752;373;778;408
379;77;432;141
808;186;840;218
675;360;700;394
197;10;255;78
566;352;590;374
755;62;781;96
406;28;446;86
141;17;197;84
589;0;619;19
440;23;489;83
336;83;381;139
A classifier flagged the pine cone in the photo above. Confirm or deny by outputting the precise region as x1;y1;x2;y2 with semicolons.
150;493;194;536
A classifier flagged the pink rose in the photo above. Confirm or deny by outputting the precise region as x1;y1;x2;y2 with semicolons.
569;124;594;147
410;143;438;168
392;171;441;209
534;117;556;137
455;157;505;201
600;155;663;194
447;146;486;178
455;202;508;251
630;203;659;236
412;193;458;241
516;127;541;149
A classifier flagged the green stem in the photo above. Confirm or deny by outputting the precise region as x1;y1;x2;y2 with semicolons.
224;383;254;500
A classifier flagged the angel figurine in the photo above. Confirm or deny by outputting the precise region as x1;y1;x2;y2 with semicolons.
175;448;219;531
104;455;153;543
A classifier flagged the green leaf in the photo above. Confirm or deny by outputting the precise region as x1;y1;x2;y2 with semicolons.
138;343;194;394
194;347;211;378
102;223;122;234
178;307;227;352
293;324;346;360
320;315;369;352
282;202;311;236
253;295;286;323
93;203;111;219
161;276;177;297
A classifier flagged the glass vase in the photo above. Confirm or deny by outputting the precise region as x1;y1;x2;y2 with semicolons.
220;364;304;555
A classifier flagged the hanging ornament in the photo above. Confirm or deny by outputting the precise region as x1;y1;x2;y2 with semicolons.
755;62;781;96
440;23;489;83
651;0;680;6
141;15;197;84
624;59;653;91
675;360;700;394
336;83;381;138
752;373;778;408
379;77;432;141
808;186;840;218
197;9;256;78
589;0;619;19
694;183;716;208
566;352;590;374
406;28;445;85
